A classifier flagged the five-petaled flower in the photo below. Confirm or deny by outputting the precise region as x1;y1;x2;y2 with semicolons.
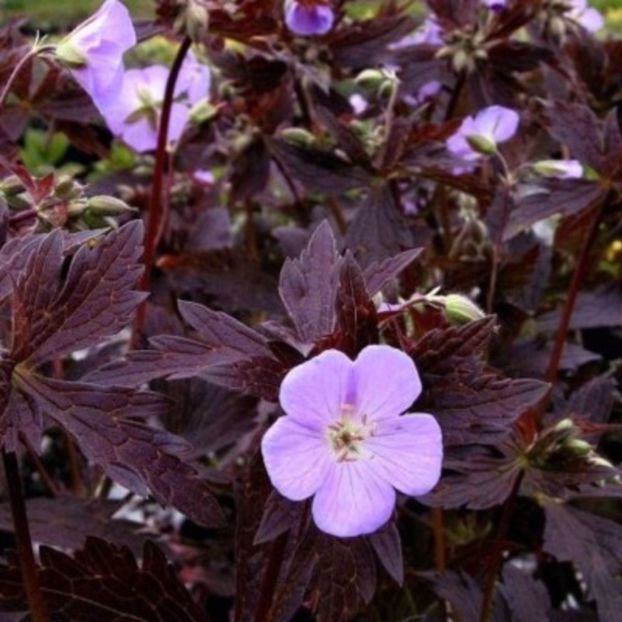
447;105;520;161
100;51;211;153
261;346;443;538
55;0;136;107
284;0;335;37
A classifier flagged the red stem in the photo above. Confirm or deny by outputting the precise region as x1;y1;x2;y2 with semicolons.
2;451;48;622
545;203;604;383
478;471;523;622
253;533;288;622
132;36;192;345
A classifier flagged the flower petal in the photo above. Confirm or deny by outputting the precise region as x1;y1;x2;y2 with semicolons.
352;345;421;421
312;460;395;537
279;349;353;426
366;413;443;496
285;3;335;36
474;105;519;144
261;416;331;501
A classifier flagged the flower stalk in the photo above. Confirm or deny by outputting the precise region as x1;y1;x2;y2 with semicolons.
2;450;48;622
132;35;192;344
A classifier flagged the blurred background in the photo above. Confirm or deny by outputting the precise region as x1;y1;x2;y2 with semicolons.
3;0;622;29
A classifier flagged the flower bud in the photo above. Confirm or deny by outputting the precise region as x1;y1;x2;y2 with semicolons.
532;159;583;179
184;0;209;43
355;69;387;91
85;195;135;216
443;294;486;324
0;175;25;197
280;127;316;147
553;418;575;433
562;438;592;457
189;99;217;124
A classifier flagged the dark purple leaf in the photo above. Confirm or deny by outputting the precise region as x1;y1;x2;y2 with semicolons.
368;522;404;585
544;505;622;622
0;537;208;621
345;184;415;268
279;220;342;343
18;373;224;527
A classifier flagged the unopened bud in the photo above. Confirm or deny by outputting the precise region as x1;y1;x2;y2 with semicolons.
185;0;209;43
443;294;486;324
553;418;575;433
589;455;615;469
355;69;386;90
189;99;217;124
86;195;135;216
562;438;592;457
0;175;24;197
280;127;316;147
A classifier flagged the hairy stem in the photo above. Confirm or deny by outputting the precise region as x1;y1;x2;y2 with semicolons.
132;36;192;344
2;451;48;622
0;42;54;109
545;203;604;383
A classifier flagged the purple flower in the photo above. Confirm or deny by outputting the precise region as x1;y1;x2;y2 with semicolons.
56;0;136;106
261;346;443;538
284;0;335;37
567;0;604;33
532;159;583;179
100;51;211;153
391;16;443;49
447;105;520;161
483;0;508;9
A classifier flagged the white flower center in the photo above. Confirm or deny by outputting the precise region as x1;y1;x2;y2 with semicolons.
327;404;375;462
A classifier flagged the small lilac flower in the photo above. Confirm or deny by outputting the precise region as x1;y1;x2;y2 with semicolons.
56;0;136;106
447;105;520;161
193;169;215;185
405;80;443;107
532;159;583;179
101;51;211;153
566;0;604;33
284;0;335;37
391;16;443;50
261;346;443;538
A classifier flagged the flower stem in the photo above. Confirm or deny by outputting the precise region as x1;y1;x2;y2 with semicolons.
2;450;48;622
478;471;523;622
253;533;288;622
0;40;54;110
132;35;192;345
545;203;604;383
432;507;446;573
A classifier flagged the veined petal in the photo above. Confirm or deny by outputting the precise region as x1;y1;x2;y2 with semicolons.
352;345;421;421
312;460;395;537
119;118;157;153
474;105;519;144
71;0;136;53
366;413;443;496
279;349;353;426
262;416;331;501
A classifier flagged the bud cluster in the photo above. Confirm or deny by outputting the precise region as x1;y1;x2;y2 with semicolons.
0;173;135;230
